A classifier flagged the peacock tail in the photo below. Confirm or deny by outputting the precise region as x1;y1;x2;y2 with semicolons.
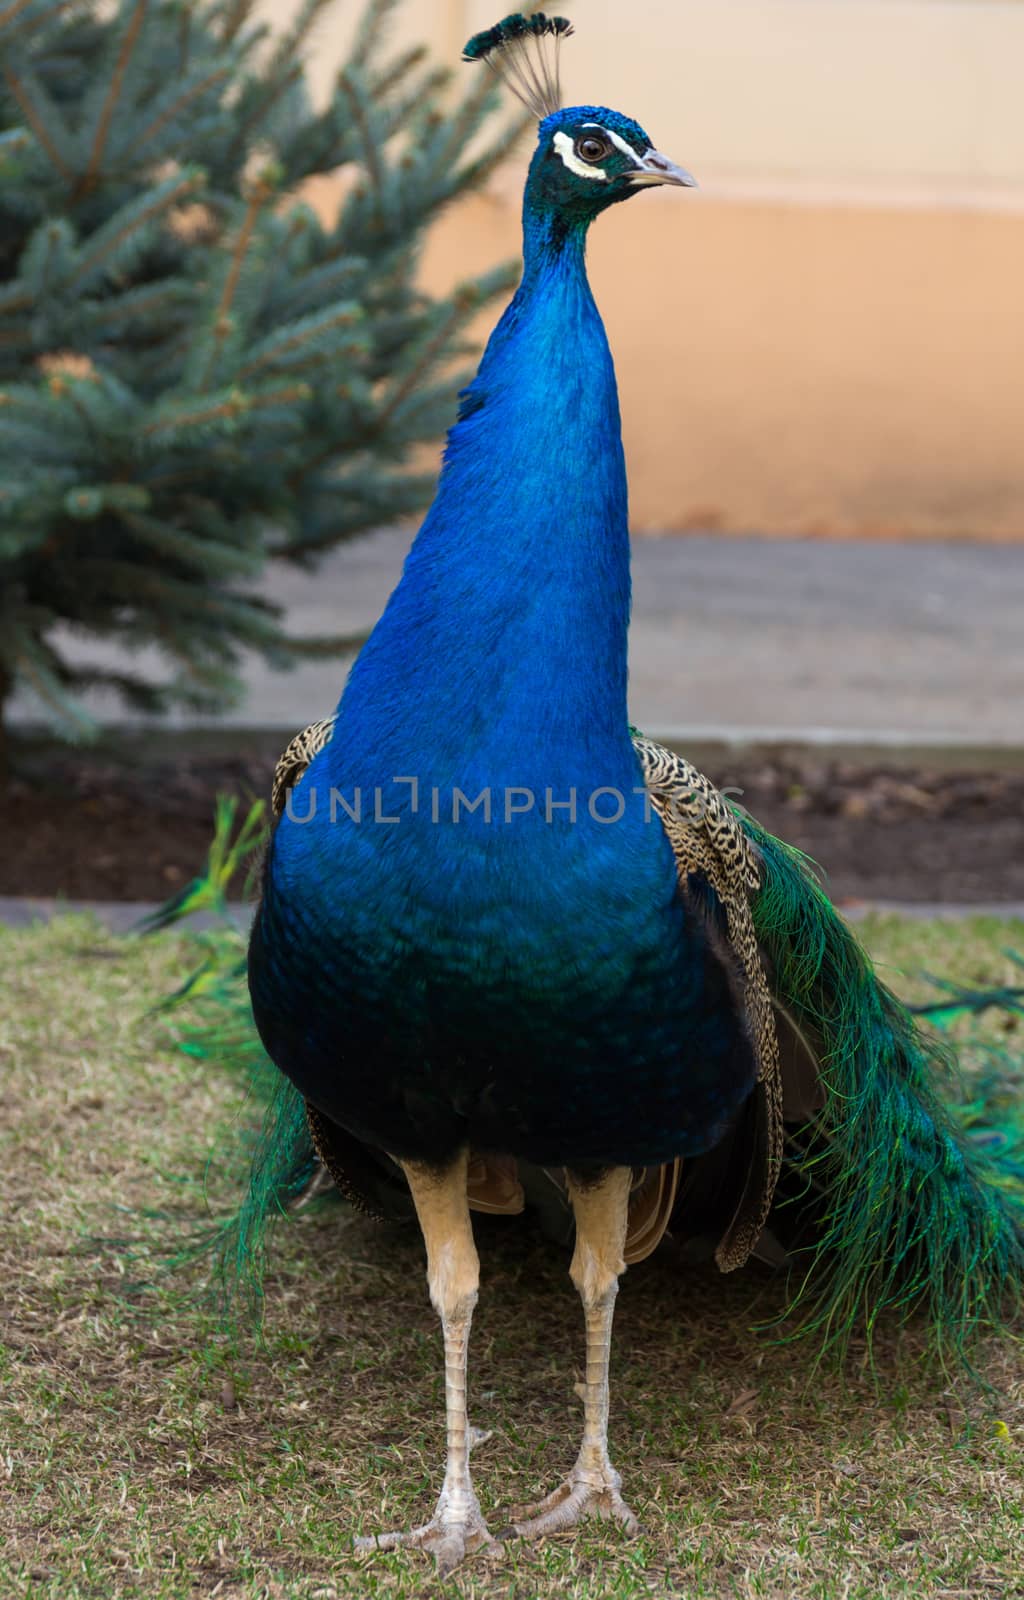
904;954;1024;1201
142;798;317;1310
744;816;1024;1366
151;756;1024;1362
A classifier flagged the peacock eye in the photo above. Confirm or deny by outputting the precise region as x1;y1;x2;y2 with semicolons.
575;134;610;165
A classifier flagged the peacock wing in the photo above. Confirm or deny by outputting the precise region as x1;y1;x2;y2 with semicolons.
306;1101;413;1221
270;717;337;819
631;732;785;1272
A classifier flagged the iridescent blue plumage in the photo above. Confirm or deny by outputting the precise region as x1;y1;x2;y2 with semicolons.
250;105;754;1174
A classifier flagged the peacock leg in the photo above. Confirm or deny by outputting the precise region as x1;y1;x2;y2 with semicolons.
511;1165;640;1539
355;1149;493;1574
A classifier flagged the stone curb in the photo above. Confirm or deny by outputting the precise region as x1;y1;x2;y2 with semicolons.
8;722;1024;775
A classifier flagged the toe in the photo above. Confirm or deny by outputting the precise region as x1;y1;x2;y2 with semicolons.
601;1489;640;1534
434;1530;469;1578
355;1508;493;1572
510;1477;640;1539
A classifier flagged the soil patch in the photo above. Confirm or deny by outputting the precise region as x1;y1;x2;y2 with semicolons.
2;736;1022;904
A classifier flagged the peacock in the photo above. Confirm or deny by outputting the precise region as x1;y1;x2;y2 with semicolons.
178;13;1024;1578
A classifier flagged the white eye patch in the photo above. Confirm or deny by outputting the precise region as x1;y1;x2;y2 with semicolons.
580;122;646;170
552;129;608;182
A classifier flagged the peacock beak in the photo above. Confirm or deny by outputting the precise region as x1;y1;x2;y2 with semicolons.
628;150;698;189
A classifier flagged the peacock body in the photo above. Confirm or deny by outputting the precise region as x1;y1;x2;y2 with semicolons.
216;13;1024;1575
250;113;757;1182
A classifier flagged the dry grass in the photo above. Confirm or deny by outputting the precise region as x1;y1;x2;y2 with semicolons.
1;914;1022;1600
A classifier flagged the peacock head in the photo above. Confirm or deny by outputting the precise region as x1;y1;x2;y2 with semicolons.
464;14;696;229
528;105;696;223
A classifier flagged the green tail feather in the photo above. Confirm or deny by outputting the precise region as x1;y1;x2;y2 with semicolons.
743;816;1024;1364
143;801;318;1310
154;801;1024;1362
135;794;268;938
910;955;1024;1199
220;1074;315;1313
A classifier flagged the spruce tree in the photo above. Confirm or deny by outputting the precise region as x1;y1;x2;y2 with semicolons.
0;0;519;744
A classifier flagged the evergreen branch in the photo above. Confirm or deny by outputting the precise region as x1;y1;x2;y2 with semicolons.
336;69;384;195
69;168;205;292
240;381;314;415
142;394;249;438
0;320;33;345
234;302;364;380
195;178;270;393
143;382;311;438
0;413;80;460
362;68;450;154
0;267;35;320
4;620;96;739
436;71;518;172
347;0;401;73
44;371;106;446
76;0;148;198
211;0;258;46
223;61;303;172
281;286;471;487
19;215;75;299
133;65;233;157
0;126;32;162
219;190;267;317
271;255;367;322
282;469;435;557
368;44;428;102
176;0;190;71
83;277;193;328
0;0;72;35
2;60;73;180
0;0;46;31
55;667;180;713
66;557;281;635
373;285;494;432
262;0;334;85
118;511;261;578
267;628;371;658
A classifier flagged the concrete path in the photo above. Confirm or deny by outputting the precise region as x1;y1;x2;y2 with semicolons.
9;532;1024;746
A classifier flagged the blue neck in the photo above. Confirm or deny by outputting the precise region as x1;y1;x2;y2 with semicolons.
333;207;632;783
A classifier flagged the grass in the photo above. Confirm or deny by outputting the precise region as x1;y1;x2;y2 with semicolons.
1;912;1022;1600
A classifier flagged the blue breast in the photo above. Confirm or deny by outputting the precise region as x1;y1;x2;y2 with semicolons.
248;206;757;1170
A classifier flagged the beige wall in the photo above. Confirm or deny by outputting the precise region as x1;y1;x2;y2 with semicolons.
271;0;1024;537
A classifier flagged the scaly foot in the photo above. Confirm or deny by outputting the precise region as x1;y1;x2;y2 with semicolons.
510;1457;639;1539
355;1485;494;1577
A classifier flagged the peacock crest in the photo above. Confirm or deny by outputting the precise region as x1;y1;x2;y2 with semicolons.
463;12;573;121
